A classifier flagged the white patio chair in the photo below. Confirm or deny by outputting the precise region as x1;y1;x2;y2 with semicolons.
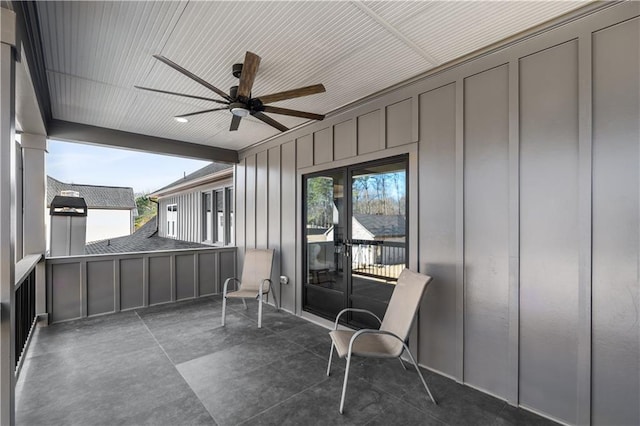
221;248;277;328
326;268;437;414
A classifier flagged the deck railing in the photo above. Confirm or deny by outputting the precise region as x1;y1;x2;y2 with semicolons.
351;240;405;281
14;254;41;373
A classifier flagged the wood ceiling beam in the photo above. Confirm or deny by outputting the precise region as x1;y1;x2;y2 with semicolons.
47;119;239;163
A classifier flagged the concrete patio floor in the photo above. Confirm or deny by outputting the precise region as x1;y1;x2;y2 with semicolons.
16;296;556;426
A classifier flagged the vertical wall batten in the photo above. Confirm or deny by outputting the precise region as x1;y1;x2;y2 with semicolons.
454;79;465;382
506;59;520;406
576;31;593;426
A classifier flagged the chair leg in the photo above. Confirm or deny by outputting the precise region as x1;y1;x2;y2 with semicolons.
258;292;263;329
221;296;227;326
339;353;352;414
242;298;247;309
403;343;437;405
327;342;335;376
398;357;407;371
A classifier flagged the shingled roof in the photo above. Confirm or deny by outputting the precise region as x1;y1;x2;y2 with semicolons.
152;162;232;195
47;176;136;210
353;214;406;238
85;217;209;255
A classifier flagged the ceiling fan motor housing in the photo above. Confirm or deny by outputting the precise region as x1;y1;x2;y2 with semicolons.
232;63;243;78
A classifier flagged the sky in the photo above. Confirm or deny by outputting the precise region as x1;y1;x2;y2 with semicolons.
46;140;213;194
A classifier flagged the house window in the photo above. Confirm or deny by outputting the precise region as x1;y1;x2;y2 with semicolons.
201;187;233;245
227;188;234;245
214;190;224;244
167;204;177;237
202;193;212;241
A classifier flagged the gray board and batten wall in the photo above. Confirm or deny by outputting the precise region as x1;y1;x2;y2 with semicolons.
234;3;640;426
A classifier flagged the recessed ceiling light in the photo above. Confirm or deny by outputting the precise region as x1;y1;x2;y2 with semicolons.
174;117;189;123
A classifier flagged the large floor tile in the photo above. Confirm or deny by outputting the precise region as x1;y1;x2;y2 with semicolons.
190;350;329;425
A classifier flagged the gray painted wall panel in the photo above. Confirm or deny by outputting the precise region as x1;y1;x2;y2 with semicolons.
463;65;510;397
519;40;580;424
297;134;313;169
87;260;115;316
198;252;217;295
268;147;282;299
245;155;256;249
357;110;382;155
386;98;413;148
175;254;195;300
280;141;296;311
149;256;171;305
313;128;332;165
418;83;458;377
333;119;355;160
256;150;268;249
50;263;81;322
236;159;246;269
592;17;640;426
120;258;143;310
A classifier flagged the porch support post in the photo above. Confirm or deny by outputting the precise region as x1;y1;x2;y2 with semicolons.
0;7;17;425
21;133;47;320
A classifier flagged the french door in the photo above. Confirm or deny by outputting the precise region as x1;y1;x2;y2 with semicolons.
302;156;408;328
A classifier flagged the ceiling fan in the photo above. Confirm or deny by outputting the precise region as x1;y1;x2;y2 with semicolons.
135;51;326;132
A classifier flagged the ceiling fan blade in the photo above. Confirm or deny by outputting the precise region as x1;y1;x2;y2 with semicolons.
251;111;289;132
153;54;232;101
237;52;261;100
175;107;229;119
261;106;324;121
230;115;242;131
257;84;326;104
134;86;228;104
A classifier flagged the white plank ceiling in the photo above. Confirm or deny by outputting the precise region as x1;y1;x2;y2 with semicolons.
36;1;588;151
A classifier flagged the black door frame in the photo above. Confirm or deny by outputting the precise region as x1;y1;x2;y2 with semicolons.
301;154;409;326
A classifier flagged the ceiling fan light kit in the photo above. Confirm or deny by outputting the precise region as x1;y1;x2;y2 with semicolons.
136;51;326;132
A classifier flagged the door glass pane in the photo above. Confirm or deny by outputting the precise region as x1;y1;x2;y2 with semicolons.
304;171;346;319
350;162;407;327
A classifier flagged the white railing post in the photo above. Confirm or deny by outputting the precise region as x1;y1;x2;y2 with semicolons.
0;7;17;425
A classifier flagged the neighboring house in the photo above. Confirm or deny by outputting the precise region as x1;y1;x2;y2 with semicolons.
46;176;137;245
150;162;234;246
85;216;209;255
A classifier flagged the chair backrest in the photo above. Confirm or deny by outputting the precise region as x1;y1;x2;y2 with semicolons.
239;249;275;292
380;269;433;345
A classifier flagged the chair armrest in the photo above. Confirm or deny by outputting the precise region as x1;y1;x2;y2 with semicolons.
347;329;404;357
259;279;271;295
333;308;382;330
222;277;240;296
